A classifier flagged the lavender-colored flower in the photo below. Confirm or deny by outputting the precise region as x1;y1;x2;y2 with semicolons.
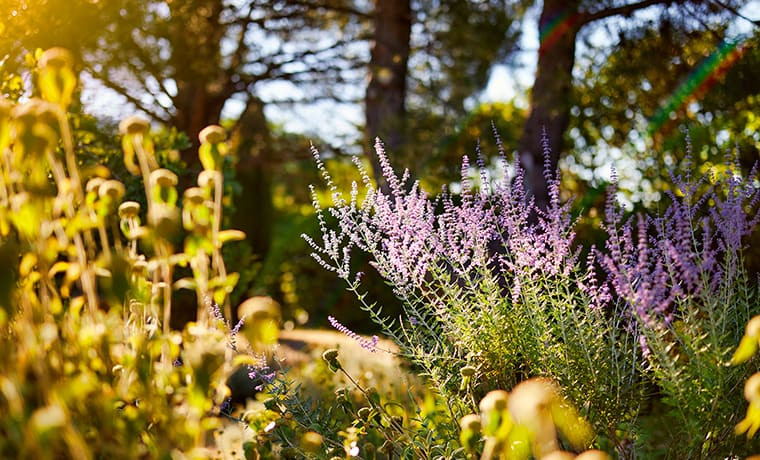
305;131;592;355
601;143;760;350
246;353;276;391
328;315;379;352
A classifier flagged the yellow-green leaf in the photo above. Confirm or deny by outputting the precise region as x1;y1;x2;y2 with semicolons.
218;229;246;244
731;335;758;365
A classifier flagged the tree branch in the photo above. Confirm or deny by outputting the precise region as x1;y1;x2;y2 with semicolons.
264;96;361;105
227;2;257;73
126;34;176;99
581;0;675;25
709;0;760;27
284;0;371;19
87;70;172;123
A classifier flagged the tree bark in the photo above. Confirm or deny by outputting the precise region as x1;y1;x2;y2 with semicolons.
518;0;679;210
230;98;274;259
365;0;411;189
517;0;581;211
167;0;231;170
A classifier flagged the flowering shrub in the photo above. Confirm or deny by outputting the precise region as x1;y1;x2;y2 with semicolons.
600;144;760;456
306;131;760;457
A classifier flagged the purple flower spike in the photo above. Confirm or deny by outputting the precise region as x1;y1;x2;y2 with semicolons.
328;315;378;352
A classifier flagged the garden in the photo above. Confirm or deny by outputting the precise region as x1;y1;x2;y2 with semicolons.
1;1;760;459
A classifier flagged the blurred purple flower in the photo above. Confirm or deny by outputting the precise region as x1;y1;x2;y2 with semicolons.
328;315;378;352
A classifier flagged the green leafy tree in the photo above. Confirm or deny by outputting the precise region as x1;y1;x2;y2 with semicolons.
374;0;529;185
515;0;744;210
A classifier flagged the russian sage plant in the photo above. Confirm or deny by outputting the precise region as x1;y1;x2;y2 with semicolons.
601;144;760;457
304;132;641;451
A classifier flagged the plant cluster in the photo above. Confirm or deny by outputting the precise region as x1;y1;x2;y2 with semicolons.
0;48;282;459
2;43;760;460
305;129;760;457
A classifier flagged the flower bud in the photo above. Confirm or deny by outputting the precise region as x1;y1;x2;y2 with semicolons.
86;178;105;194
322;348;339;362
12;99;58;130
10;100;59;157
148;205;180;240
542;451;576;460
39;47;73;70
507;378;558;423
118;201;141;219
199;124;226;144
460;365;476;377
184;187;206;205
300;431;323;453
119;115;150;136
37;48;77;107
149;168;178;188
747;315;760;338
99;180;125;202
745;372;760;402
357;406;372;422
459;413;482;432
322;349;341;372
479;390;509;413
198;169;220;188
576;449;611;460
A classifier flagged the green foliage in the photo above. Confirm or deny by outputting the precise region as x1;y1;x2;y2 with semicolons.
266;344;464;459
418;101;526;190
0;48;277;458
306;129;760;458
633;266;757;457
571;22;759;206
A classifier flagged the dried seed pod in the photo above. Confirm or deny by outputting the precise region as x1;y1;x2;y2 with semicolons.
745;373;760;402
149;168;178;188
198;124;226;144
118;201;141;219
119;115;150;136
38;47;73;70
99;180;125;202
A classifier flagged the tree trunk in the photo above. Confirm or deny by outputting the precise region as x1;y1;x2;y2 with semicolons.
167;0;230;171
365;0;411;188
517;0;581;210
230;98;273;259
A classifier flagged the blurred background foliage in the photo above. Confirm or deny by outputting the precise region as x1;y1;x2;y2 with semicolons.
1;0;758;332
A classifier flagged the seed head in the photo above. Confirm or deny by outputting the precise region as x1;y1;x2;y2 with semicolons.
199;124;226;144
39;47;73;70
459;413;482;432
119;115;150;136
479;390;509;413
745;372;760;402
118;201;141;219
